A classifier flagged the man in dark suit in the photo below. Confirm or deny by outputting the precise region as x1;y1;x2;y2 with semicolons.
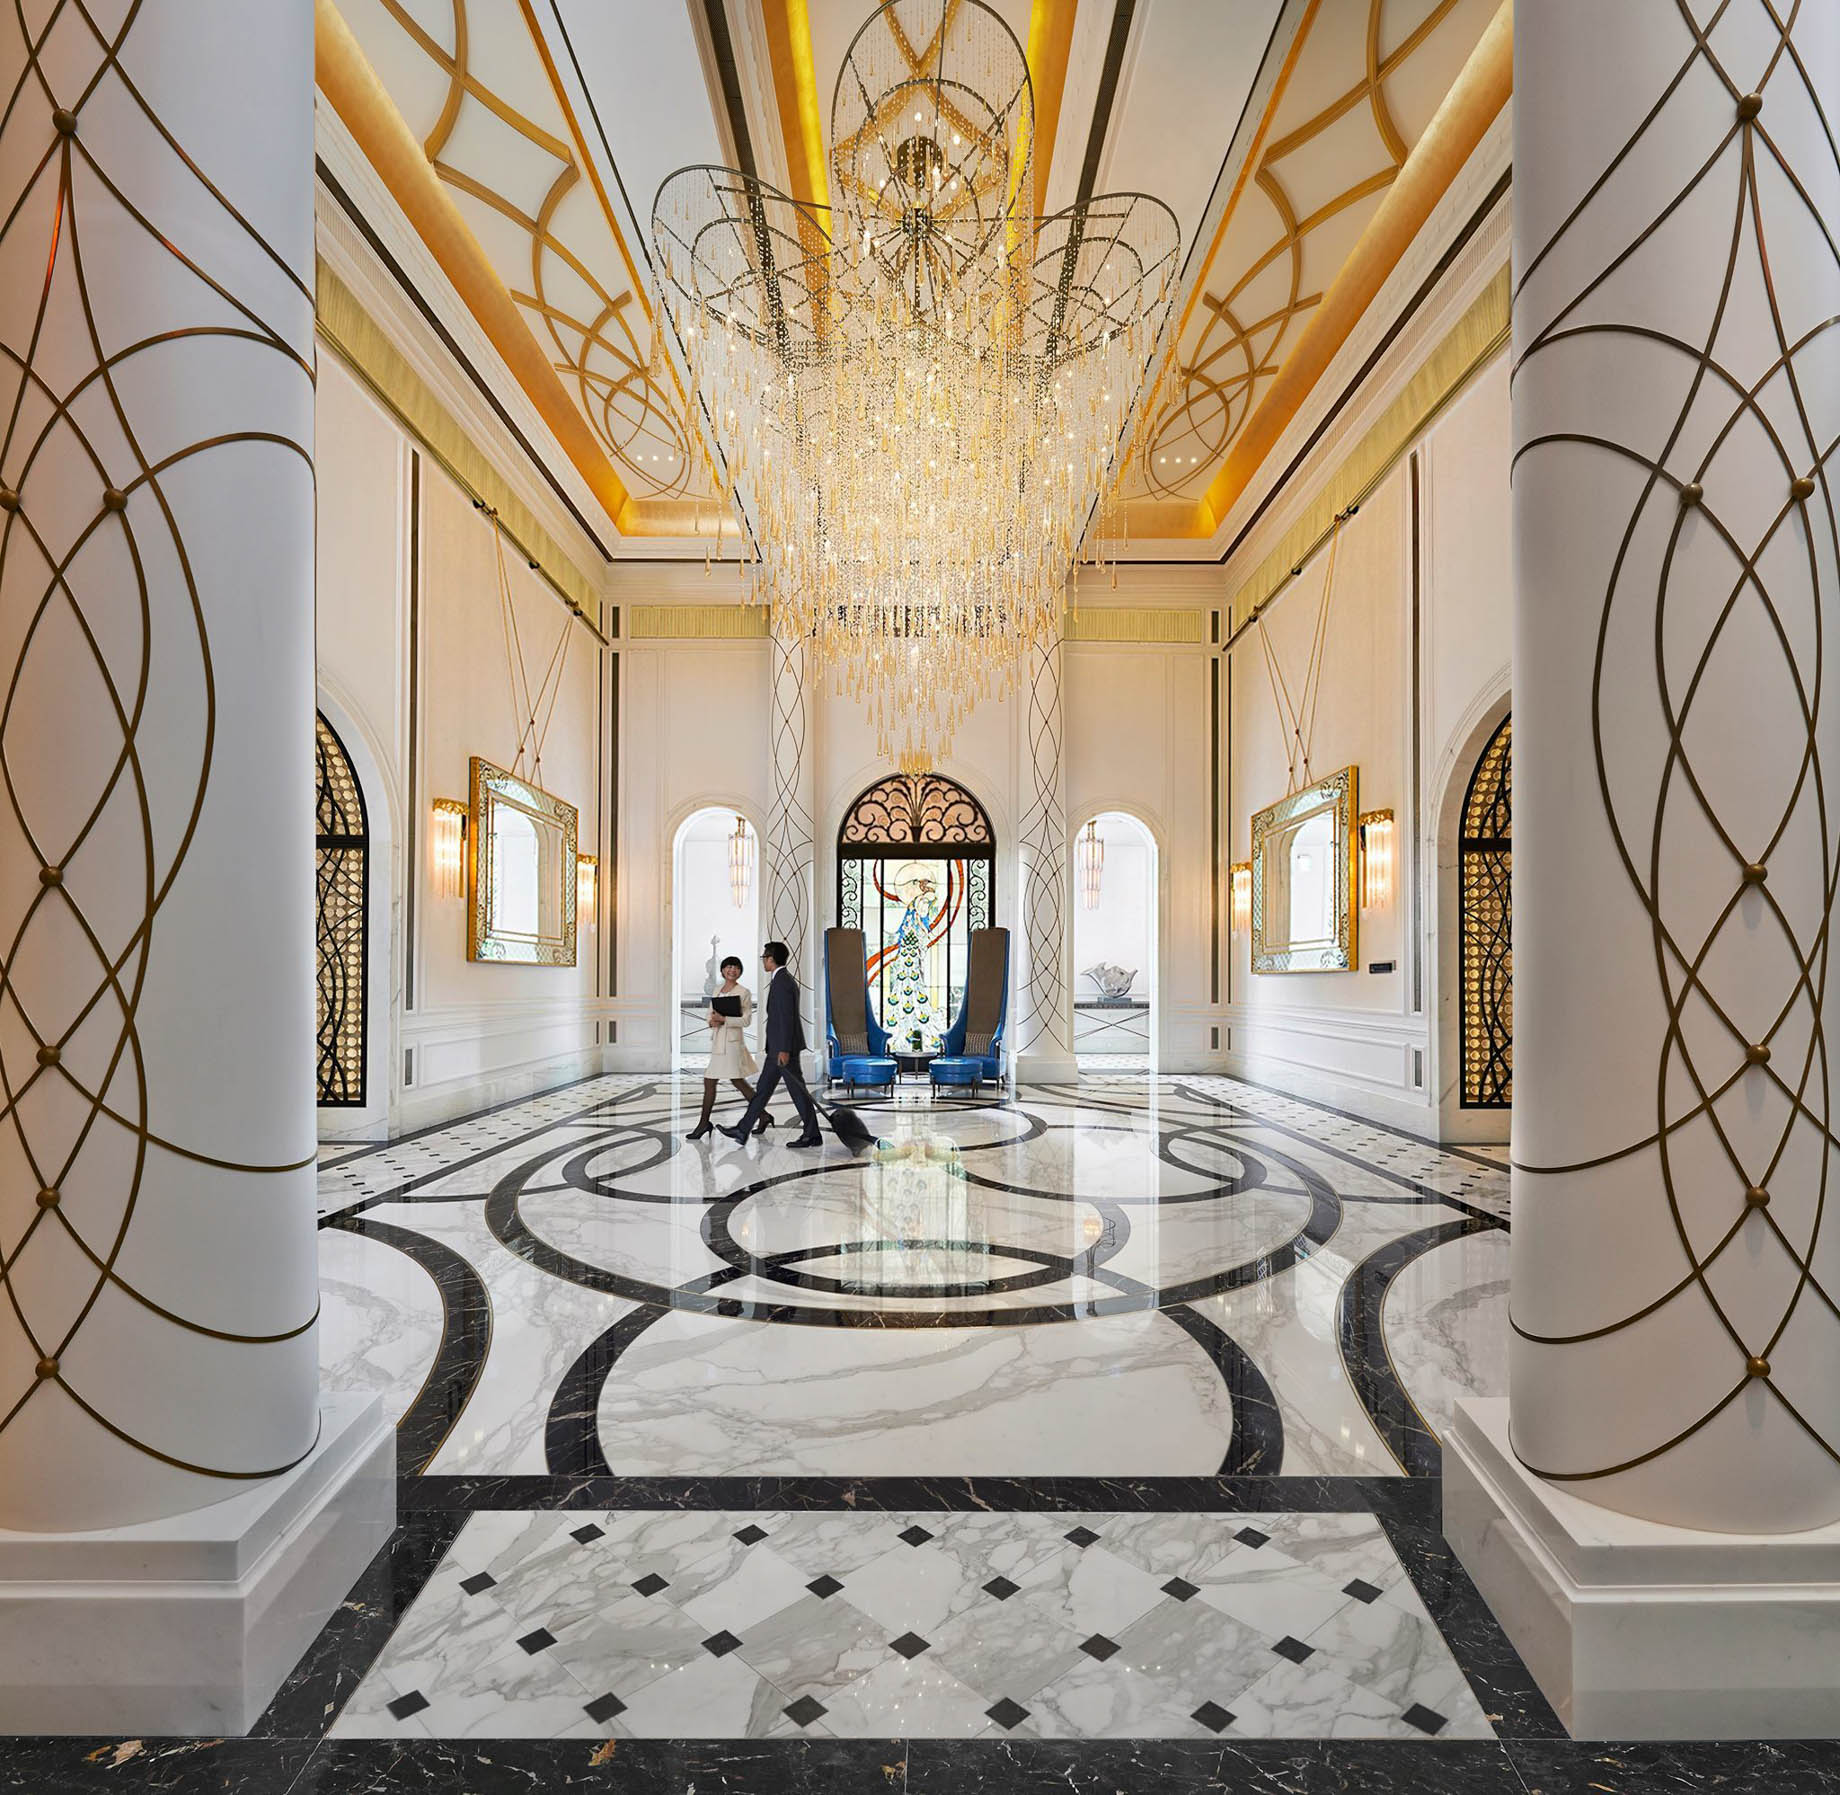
720;941;822;1148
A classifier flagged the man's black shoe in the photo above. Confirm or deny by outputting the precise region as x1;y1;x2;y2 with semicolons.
788;1133;824;1149
717;1124;751;1145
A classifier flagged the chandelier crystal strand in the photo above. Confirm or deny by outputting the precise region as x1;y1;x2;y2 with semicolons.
652;0;1177;767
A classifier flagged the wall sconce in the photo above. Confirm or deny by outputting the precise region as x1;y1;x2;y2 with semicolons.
1077;820;1105;910
728;814;755;907
1230;862;1251;934
1359;810;1395;910
430;798;467;900
577;854;599;924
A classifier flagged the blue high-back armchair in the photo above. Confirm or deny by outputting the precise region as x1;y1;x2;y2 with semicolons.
824;927;896;1090
930;928;1010;1095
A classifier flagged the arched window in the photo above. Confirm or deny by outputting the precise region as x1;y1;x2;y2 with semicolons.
1459;714;1512;1108
315;713;369;1108
837;773;994;1050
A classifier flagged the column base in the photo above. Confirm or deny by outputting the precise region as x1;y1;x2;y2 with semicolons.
1445;1397;1840;1739
0;1393;395;1736
1014;1051;1077;1084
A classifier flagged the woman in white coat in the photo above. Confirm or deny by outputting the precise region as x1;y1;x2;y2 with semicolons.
686;955;775;1140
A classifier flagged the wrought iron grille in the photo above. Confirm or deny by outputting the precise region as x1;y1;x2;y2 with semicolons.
315;713;368;1108
1459;714;1512;1108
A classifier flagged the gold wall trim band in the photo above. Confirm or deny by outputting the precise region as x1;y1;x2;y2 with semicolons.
1197;0;1512;539
1022;0;1079;218
1066;608;1206;645
1227;261;1509;639
315;259;604;624
315;0;639;535
761;0;831;216
629;604;773;640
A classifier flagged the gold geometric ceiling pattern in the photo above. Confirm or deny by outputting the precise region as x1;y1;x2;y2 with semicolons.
1132;0;1502;513
333;0;703;502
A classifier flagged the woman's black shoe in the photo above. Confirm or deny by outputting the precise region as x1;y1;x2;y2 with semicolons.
686;1121;713;1141
753;1115;773;1135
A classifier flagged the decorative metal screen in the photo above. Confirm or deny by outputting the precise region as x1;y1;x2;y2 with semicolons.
1459;714;1512;1108
315;713;368;1108
837;774;995;1047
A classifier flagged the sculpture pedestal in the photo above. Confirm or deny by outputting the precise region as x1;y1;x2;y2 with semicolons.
0;1394;394;1736
1445;1399;1840;1738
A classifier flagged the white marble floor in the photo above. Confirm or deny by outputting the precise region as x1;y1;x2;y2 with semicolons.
318;1074;1511;1480
331;1507;1492;1743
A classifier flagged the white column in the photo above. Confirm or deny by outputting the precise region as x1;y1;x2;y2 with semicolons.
766;625;817;1045
0;0;390;1732
1446;0;1840;1738
1014;623;1075;1081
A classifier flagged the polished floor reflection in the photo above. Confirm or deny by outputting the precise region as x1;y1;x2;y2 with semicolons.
317;1075;1510;1484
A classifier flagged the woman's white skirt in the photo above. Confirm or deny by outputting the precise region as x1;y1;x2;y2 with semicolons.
704;1022;758;1080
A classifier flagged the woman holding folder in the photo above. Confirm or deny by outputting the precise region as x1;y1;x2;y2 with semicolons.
686;955;773;1140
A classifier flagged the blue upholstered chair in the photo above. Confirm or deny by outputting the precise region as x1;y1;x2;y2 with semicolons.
824;927;897;1094
930;928;1010;1097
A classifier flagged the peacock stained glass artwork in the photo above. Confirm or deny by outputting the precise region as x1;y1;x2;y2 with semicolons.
651;0;1178;769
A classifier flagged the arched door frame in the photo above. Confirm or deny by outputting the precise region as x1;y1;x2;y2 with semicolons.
313;686;397;1142
1070;802;1165;1069
1431;683;1512;1143
663;798;766;1071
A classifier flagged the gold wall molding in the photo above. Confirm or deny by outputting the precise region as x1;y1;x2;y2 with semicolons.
1227;260;1509;638
316;258;604;621
1066;608;1207;645
629;604;773;640
315;0;641;535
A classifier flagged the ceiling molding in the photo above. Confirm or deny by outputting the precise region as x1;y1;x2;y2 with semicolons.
1024;0;1082;217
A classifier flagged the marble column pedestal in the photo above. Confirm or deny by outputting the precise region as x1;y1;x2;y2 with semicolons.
1445;1399;1840;1738
0;1394;394;1735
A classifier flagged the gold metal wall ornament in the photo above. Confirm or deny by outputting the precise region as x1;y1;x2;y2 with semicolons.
1358;808;1395;911
468;757;580;965
650;0;1180;769
1458;718;1509;1108
316;714;370;1108
1250;766;1358;974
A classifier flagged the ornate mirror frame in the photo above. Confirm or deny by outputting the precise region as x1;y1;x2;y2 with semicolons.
468;756;579;966
1250;765;1359;974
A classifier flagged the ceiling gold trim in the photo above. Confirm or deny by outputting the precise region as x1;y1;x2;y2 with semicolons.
1022;0;1079;217
1228;260;1509;637
316;0;640;535
629;605;773;640
762;0;831;216
1067;608;1206;645
1198;0;1512;537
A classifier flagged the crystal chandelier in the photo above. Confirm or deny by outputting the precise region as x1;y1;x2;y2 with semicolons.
1077;819;1105;910
652;0;1178;766
728;814;755;907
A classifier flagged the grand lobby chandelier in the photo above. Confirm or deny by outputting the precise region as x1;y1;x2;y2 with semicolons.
652;0;1178;766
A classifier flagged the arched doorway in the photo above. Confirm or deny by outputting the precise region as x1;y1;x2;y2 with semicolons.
1071;810;1157;1071
672;808;761;1071
1459;714;1512;1109
315;711;369;1108
836;772;995;1052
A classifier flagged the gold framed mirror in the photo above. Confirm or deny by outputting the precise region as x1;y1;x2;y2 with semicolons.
1250;766;1358;974
468;756;579;965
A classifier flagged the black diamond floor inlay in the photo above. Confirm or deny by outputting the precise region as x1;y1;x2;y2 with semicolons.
733;1524;769;1546
703;1631;743;1658
1235;1527;1271;1548
516;1628;555;1655
899;1525;935;1547
1271;1636;1314;1664
1192;1700;1235;1734
1080;1634;1120;1662
1402;1702;1448;1735
983;1575;1021;1601
458;1572;496;1596
807;1574;844;1600
889;1631;932;1660
583;1692;626;1725
783;1695;828;1728
386;1691;429;1722
1064;1526;1100;1549
571;1523;605;1545
631;1573;669;1598
986;1697;1031;1731
1343;1578;1384;1604
1162;1577;1200;1602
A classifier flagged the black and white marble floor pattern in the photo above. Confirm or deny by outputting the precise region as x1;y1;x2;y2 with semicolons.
4;1073;1812;1792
